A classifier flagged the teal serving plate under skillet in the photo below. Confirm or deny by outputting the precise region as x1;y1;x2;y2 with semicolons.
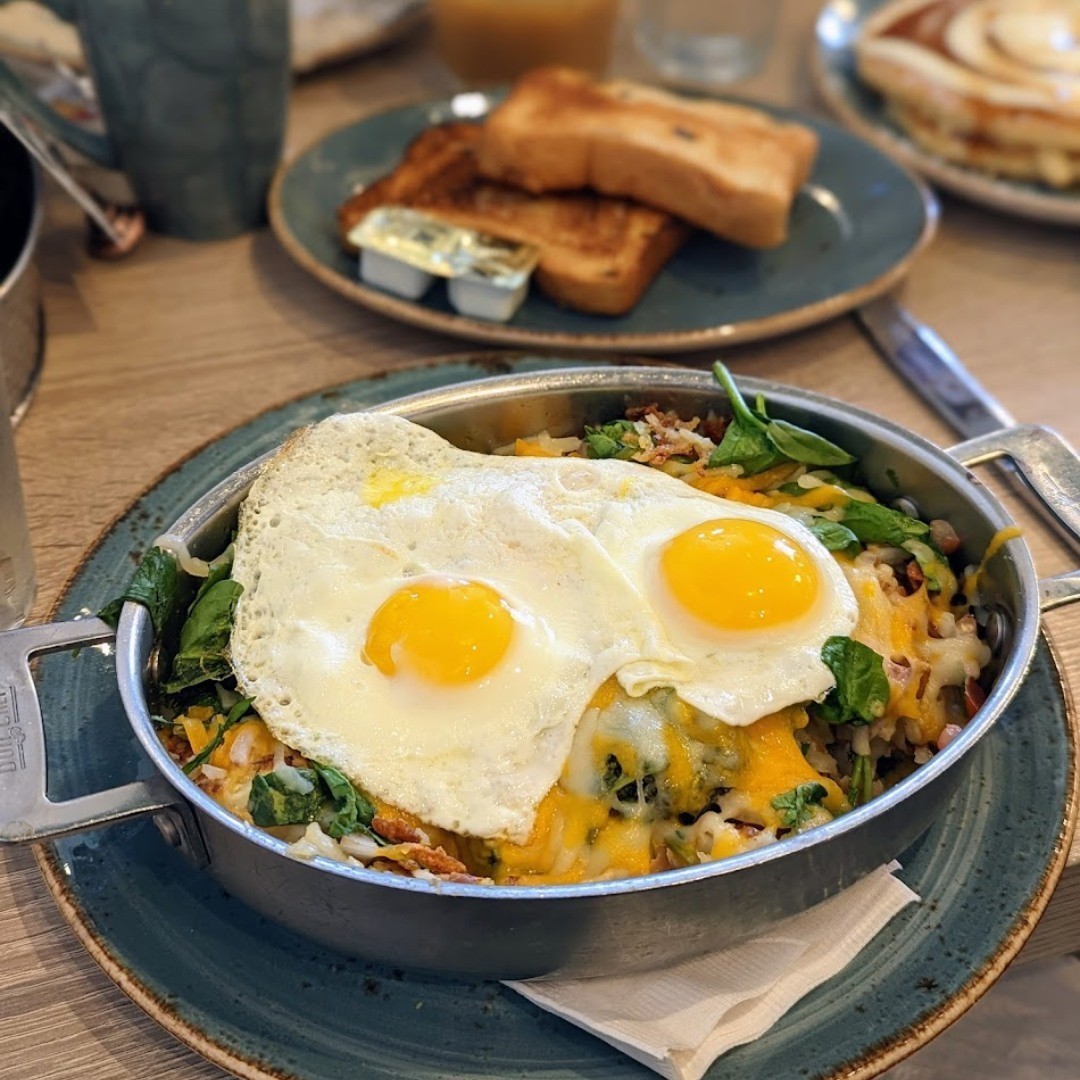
7;355;1079;1078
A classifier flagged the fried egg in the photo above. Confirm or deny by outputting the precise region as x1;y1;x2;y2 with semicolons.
230;412;857;845
591;467;860;726
229;413;678;843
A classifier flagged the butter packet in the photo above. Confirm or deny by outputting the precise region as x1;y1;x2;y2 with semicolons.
348;206;540;320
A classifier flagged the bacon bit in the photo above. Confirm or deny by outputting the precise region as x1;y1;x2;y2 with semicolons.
372;816;423;844
937;724;963;750
396;844;469;876
160;730;189;758
445;872;490;884
370;857;411;876
964;677;987;719
698;414;728;443
930;519;962;555
625;403;662;421
904;559;925;593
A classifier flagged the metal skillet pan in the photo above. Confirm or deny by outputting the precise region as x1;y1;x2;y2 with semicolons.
2;366;1080;980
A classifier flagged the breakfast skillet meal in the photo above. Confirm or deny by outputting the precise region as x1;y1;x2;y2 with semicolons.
102;365;1002;887
335;67;821;320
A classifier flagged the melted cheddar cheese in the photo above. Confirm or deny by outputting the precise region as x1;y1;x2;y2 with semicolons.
482;696;846;881
677;706;846;827
482;785;652;884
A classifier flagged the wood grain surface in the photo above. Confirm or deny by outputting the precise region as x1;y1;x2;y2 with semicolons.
3;3;1080;1077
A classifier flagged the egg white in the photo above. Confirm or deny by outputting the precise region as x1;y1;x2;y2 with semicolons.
229;414;679;843
589;468;860;727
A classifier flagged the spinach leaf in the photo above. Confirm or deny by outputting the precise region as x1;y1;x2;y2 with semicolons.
583;420;638;460
849;754;874;808
817;636;890;726
841;500;931;547
664;828;697;865
808;519;861;556
770;781;829;829
163;579;243;693
190;545;234;609
182;697;252;775
311;761;382;842
601;753;623;791
713;361;767;431
764;419;856;468
708;420;787;475
248;765;323;827
709;362;856;474
708;363;786;474
98;546;180;637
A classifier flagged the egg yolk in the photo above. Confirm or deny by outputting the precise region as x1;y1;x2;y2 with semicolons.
659;518;818;631
363;579;515;685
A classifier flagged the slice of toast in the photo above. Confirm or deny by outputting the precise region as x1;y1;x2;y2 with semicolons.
476;68;819;249
337;122;689;316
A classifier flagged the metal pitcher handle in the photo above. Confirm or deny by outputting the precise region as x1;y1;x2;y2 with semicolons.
948;424;1080;614
0;616;206;865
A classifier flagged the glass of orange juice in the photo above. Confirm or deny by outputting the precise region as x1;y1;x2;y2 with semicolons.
432;0;621;85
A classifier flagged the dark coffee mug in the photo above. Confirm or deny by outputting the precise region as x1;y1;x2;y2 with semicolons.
0;0;290;240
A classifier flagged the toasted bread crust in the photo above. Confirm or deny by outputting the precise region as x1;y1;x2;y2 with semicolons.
475;68;819;249
337;122;689;316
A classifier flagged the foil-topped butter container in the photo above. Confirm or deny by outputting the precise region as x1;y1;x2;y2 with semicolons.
348;206;540;320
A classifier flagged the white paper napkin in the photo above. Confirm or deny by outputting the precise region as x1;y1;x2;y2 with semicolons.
507;863;918;1080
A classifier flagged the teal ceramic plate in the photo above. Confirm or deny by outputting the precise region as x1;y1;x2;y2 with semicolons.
268;94;936;353
813;0;1080;226
35;356;1076;1080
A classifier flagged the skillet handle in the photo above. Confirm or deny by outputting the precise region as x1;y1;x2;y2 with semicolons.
948;424;1080;613
0;617;207;865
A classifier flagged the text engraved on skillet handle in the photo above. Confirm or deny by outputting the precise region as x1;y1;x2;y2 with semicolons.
948;424;1080;613
0;617;207;864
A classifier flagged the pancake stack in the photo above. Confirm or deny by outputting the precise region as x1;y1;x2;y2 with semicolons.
856;0;1080;186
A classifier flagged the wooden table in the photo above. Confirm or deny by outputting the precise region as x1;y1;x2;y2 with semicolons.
3;4;1080;1077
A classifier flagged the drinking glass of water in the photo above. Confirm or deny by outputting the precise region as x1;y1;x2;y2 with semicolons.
634;0;780;87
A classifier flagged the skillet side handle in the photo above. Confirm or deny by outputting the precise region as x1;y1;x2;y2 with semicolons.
0;618;207;866
948;424;1080;614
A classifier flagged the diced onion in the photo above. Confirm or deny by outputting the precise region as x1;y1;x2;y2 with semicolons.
339;834;381;861
275;764;314;794
153;535;211;577
230;726;256;766
199;764;227;781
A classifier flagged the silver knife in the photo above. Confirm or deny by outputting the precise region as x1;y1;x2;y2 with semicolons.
856;295;1080;556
